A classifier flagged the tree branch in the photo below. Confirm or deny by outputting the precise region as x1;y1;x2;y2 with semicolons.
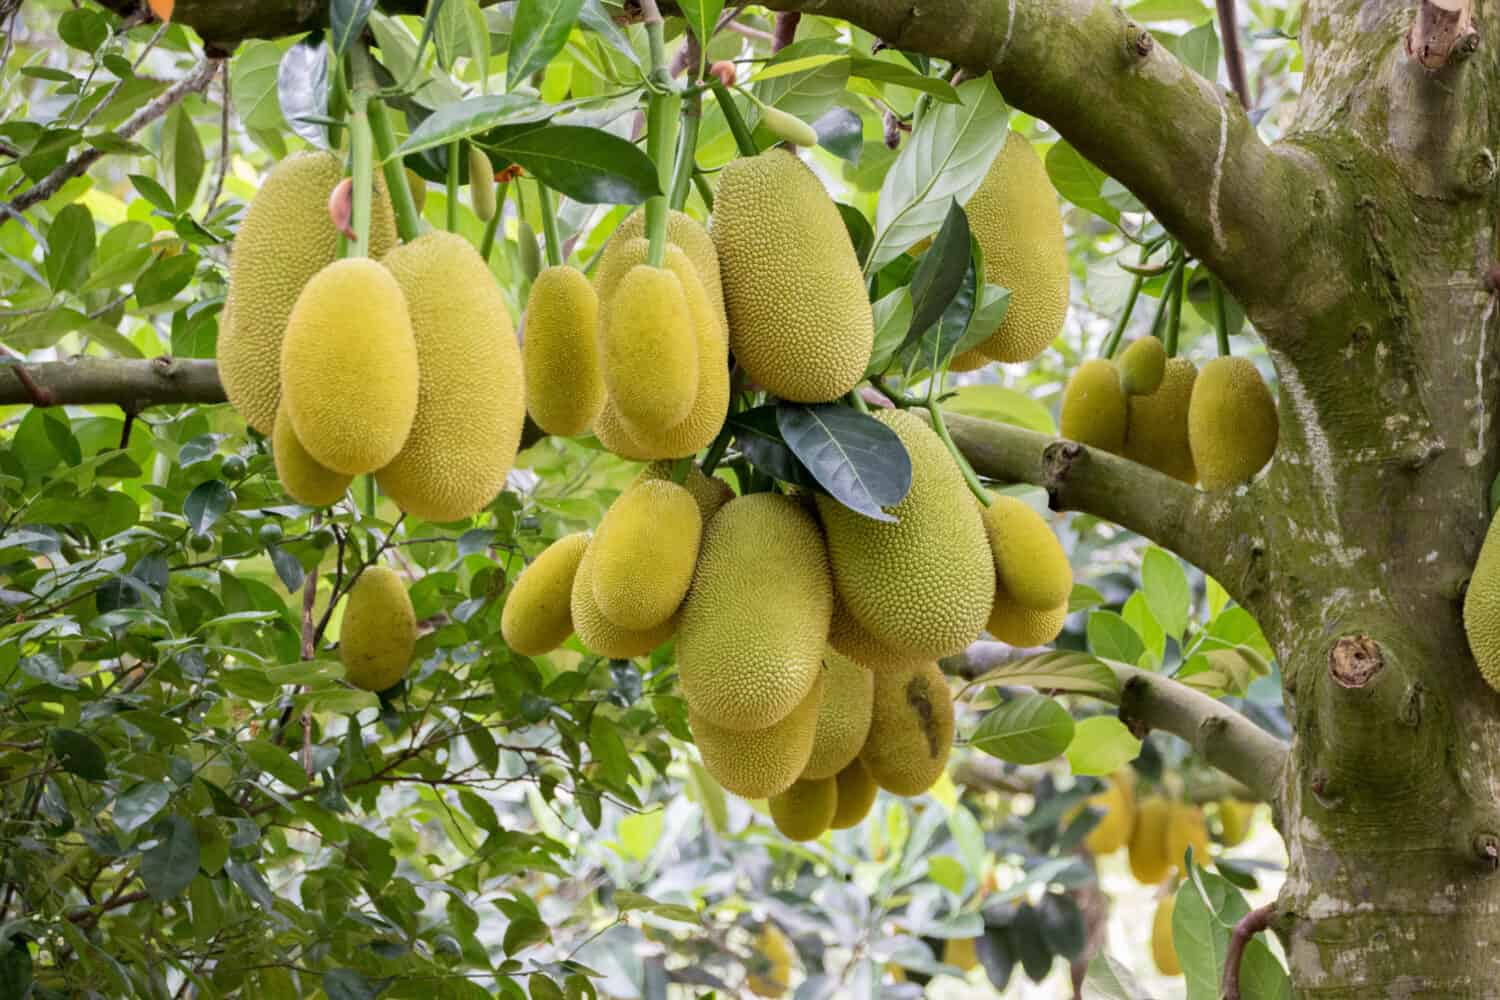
0;357;226;408
1405;0;1479;70
1222;902;1277;1000
1216;0;1252;108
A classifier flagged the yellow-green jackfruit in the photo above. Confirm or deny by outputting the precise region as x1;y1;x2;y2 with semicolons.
280;258;418;475
1217;799;1257;847
607;208;727;337
591;480;702;630
636;461;735;522
1117;337;1166;395
523;265;604;437
747;924;794;998
1165;802;1211;870
770;776;838;840
943;938;979;973
691;672;824;798
986;587;1068;646
404;167;427;216
467;143;495;221
220;151;395;434
678;494;833;731
272;401;350;506
570;542;677;658
600;263;698;434
817;409;993;659
1153;895;1181;976
1060;359;1128;454
378;232;525;521
711;148;872;402
1129;796;1172;885
802;649;874;780
860;660;954;796
980;494;1072;611
827;590;928;671
1188;356;1279;489
1466;512;1500;692
964;132;1069;363
760;105;819;148
1124;357;1198;484
948;349;991;373
339;566;416;692
501;532;589;656
592;402;658;462
830;757;878;829
1083;770;1136;855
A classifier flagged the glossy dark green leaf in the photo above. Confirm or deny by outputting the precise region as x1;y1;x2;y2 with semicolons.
503;915;551;955
142;816;200;900
162;105;204;211
45;203;95;291
836;202;873;266
1036;893;1087;960
847;54;960;101
485;124;660;205
115;781;172;833
0;937;33;999
277;35;330;149
331;0;377;58
268;543;305;592
1009;903;1054;983
184;480;232;534
905;200;971;344
225;859;276;911
393;94;551;158
971;693;1075;765
128;172;176;213
976;927;1015;992
903;241;980;374
507;0;586;89
814;107;863;163
134;252;197;307
51;728;108;780
728;406;816;488
324;968;378;1000
776;404;912;522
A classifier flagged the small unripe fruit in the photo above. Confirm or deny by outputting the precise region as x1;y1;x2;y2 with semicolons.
467;144;496;221
190;531;213;553
258;521;283;545
759;105;819;148
220;454;247;479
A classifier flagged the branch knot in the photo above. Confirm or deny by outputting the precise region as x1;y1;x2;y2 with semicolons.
1328;634;1384;689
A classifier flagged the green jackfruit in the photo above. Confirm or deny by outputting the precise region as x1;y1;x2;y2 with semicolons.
1165;802;1211;871
678;493;833;731
600;263;698;434
636;462;735;522
220;151;396;434
965;132;1069;363
802;649;874;780
404;167;427;215
467;143;495;221
523;265;604;437
770;776;838;841
986;587;1067;646
1123;357;1198;483
827;590;927;671
338;566;416;692
1128;796;1172;885
1117;337;1166;395
948;349;990;373
830;757;878;829
712;148;872;402
759;105;819;148
591;480;702;630
1217;799;1257;847
747;924;794;998
592;403;658;462
378;232;525;521
570;542;677;658
280;258;418;475
606;208;727;337
1060;359;1128;454
860;660;953;796
980;494;1072;611
691;672;824;798
272;401;350;506
1082;770;1136;855
501;532;589;656
817;409;993;659
1188;356;1279;489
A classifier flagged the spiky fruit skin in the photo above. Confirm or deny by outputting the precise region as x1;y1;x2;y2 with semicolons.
1188;356;1279;489
770;776;838;841
592;403;657;462
747;924;794;998
501;533;589;656
523;266;604;437
280;258;418;475
377;232;525;521
1083;771;1137;855
1165;802;1212;871
1217;799;1257;847
1060;359;1128;454
830;758;878;829
678;494;833;731
570;543;676;658
1123;357;1198;484
1117;337;1167;395
1465;514;1500;692
220;152;395;434
691;673;824;798
802;650;874;780
338;566;416;692
590;480;702;630
1153;895;1182;976
608;209;727;337
980;494;1072;611
860;660;954;796
948;348;990;372
966;132;1069;363
600;264;698;433
712;148;872;402
636;462;735;523
943;938;979;973
1129;796;1172;885
817;410;993;659
272;402;350;506
827;591;927;671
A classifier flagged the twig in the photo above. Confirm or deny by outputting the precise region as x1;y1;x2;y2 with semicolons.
725;20;774;44
1222;902;1276;1000
1215;0;1251;108
78;22;171;133
205;61;232;215
119;409;137;449
772;12;800;52
67;888;148;926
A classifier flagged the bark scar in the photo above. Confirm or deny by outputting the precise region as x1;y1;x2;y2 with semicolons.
1329;634;1384;688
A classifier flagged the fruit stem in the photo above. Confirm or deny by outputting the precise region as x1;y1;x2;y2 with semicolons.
1147;247;1184;356
846;390;870;415
691;170;715;211
926;402;990;506
367;97;422;244
1162;252;1187;358
640;0;677;270
1101;242;1154;359
347;47;377;258
362;474;376;518
478;193;503;262
709;77;758;158
700;427;732;476
668;89;703;213
1212;277;1232;357
445;140;461;232
539;184;563;268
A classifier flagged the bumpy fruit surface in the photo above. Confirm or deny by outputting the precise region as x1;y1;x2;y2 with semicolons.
770;776;838;840
817;409;993;659
802;649;874;780
378;232;525;521
690;673;824;798
1124;357;1198;484
1129;796;1172;885
339;566;416;693
591;480;702;630
1117;336;1166;395
1082;771;1136;855
606;209;727;336
678;494;833;731
1060;359;1128;454
1466;511;1500;692
635;462;735;522
830;758;878;829
1188;356;1279;489
272;402;350;506
948;349;990;372
523;265;604;437
501;533;589;656
747;924;794;998
860;660;954;796
827;591;927;671
570;543;677;659
980;494;1072;611
712;148;872;402
280;258;418;475
599;264;698;434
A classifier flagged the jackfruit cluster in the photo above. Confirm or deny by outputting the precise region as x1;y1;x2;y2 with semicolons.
1119;793;1214;885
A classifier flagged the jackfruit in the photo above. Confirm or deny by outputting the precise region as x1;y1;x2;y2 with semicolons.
600;263;698;433
404;167;427;215
760;105;819;148
1123;357;1198;484
1060;359;1127;454
827;591;927;671
220;151;396;434
1128;796;1172;885
818;409;994;658
1152;895;1181;976
1117;337;1166;395
272;401;350;506
501;532;589;656
770;776;838;840
570;542;677;658
691;672;824;798
523;265;604;437
830;757;878;829
1217;799;1257;847
280;258;419;475
591;480;702;630
678;494;833;731
943;937;979;973
802;649;875;780
1165;802;1211;870
592;402;658;462
467;143;495;221
986;587;1067;646
1188;356;1279;490
711;148;872;402
980;494;1072;611
747;924;794;998
964;132;1069;363
860;660;954;796
338;565;416;692
949;349;990;372
377;232;526;520
1466;512;1500;692
636;461;735;522
606;208;727;337
1082;770;1137;855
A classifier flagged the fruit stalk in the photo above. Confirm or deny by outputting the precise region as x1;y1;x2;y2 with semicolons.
668;89;702;212
367;97;422;243
1212;277;1232;357
347;47;377;258
708;76;758;158
1163;252;1187;358
445;139;461;232
926;402;991;506
538;183;563;268
640;0;677;268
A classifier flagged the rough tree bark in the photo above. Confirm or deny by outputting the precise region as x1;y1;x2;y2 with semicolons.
34;0;1500;992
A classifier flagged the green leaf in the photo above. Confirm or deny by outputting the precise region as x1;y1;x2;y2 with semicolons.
485;124;661;204
1127;0;1210;20
331;0;377;58
1082;952;1150;1000
815;108;865;164
1087;611;1146;665
866;286;913;375
1174;868;1249;1000
46;203;96;291
277;35;330;149
1064;716;1141;775
0;937;34;999
502;915;551;955
679;0;726;57
927;855;965;893
58;8;109;52
114;781;171;833
508;0;587;89
968;651;1119;699
776;404;912;522
1141;546;1190;640
134;253;197;307
219;669;278;702
324;968;378;1000
756;39;851;121
1122;591;1166;666
1045;140;1120;224
1206;576;1232;619
231;41;287;132
184;479;231;534
161;105;204;211
142;815;201;900
1168;21;1222;79
129;172;175;213
944;384;1056;435
393;94;552;158
847;54;960;101
51;728;108;780
971;693;1075;765
243;739;309;790
905;201;972;345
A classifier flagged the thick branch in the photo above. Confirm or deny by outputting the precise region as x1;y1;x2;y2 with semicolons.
0;357;226;408
1405;0;1479;70
1222;902;1277;1000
